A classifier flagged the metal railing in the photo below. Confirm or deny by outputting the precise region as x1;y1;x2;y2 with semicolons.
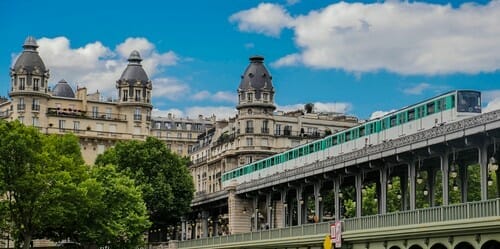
46;108;127;121
178;198;500;248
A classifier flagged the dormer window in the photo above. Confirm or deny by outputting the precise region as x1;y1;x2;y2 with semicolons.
19;78;25;90
247;93;253;102
123;90;128;101
135;89;141;101
33;78;39;91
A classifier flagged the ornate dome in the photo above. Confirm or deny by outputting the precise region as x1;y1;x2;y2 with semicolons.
52;79;75;98
13;36;47;74
119;50;150;85
238;55;273;93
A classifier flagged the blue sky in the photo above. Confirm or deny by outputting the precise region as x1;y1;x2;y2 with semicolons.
1;0;500;120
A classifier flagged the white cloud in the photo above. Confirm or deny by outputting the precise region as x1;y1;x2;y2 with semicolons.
191;91;237;103
483;90;500;113
30;36;179;98
229;3;293;37
271;53;301;67
245;43;255;49
369;110;396;120
286;0;300;6
403;83;431;95
233;1;500;74
153;77;190;101
277;101;351;114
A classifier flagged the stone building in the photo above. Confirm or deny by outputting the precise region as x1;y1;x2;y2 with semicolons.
184;56;360;239
0;37;213;166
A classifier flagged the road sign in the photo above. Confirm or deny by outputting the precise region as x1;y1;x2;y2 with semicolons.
334;221;342;248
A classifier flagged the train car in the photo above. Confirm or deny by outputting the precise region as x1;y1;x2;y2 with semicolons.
222;90;481;188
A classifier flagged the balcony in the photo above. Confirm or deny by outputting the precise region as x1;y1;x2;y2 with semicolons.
134;114;142;121
245;127;254;133
261;128;269;134
46;108;127;121
32;104;40;112
0;110;10;118
17;104;25;111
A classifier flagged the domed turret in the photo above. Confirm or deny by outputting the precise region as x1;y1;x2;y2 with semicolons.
119;50;150;85
52;79;75;98
238;55;274;93
13;36;47;75
237;55;275;111
116;50;152;107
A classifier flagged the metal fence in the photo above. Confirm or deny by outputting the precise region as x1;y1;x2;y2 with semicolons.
178;198;500;248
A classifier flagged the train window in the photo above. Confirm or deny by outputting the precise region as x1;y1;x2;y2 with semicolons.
398;113;405;124
345;132;351;141
417;106;425;118
408;109;415;121
333;136;338;145
450;95;455;108
368;123;375;134
359;126;365;137
390;116;397;127
457;91;481;113
427;102;435;115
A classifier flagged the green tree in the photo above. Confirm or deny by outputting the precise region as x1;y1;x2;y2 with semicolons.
72;165;150;249
0;121;87;249
95;137;195;226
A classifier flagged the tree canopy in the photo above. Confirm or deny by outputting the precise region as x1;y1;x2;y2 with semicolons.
95;136;195;226
0;121;150;249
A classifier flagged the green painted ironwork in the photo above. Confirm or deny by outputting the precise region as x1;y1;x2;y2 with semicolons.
178;198;500;248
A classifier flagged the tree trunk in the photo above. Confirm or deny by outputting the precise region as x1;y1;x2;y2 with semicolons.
22;233;31;249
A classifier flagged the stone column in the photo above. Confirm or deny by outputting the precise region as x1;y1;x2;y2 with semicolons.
274;198;284;228
334;176;341;221
253;196;259;230
379;166;388;214
314;181;322;222
459;162;468;203
266;193;272;229
441;152;450;206
280;190;287;228
408;161;416;210
401;171;408;210
227;182;252;234
355;174;362;217
479;143;489;201
296;185;303;225
201;210;209;238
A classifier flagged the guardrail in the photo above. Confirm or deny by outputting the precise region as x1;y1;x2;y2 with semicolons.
178;198;500;248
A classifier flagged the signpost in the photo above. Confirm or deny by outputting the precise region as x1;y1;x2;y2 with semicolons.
330;221;342;248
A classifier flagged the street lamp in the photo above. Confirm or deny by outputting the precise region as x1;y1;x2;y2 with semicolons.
450;149;458;179
488;175;494;186
489;138;499;172
452;180;459;191
423;186;429;196
417;172;424;184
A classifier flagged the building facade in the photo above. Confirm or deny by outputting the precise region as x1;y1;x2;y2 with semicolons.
184;56;360;239
0;37;213;165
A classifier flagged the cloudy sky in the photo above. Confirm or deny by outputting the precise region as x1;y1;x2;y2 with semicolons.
1;0;500;120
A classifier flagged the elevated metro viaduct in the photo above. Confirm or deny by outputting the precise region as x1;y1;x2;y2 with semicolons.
177;110;500;249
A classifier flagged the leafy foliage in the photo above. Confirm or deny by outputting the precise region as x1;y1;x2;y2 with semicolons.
95;137;195;226
0;121;150;249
